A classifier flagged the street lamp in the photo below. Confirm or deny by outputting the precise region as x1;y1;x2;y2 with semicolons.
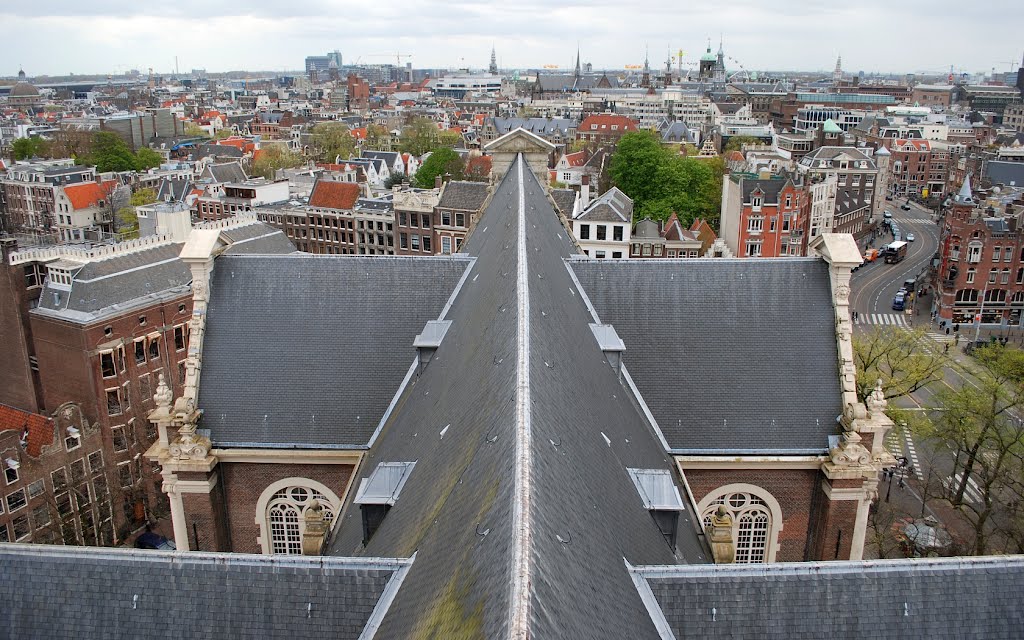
883;456;913;503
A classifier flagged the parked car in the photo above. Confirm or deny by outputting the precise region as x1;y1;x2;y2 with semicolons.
892;293;906;311
901;204;912;211
883;211;893;219
906;233;915;242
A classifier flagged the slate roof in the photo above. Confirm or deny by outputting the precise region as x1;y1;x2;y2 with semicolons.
550;188;577;216
987;160;1024;187
0;544;410;640
570;258;842;452
737;176;789;204
488;117;577;138
437;180;490;211
661;122;698;144
576;187;633;222
219;222;297;254
155;177;194;203
326;155;708;638
632;556;1024;639
203;161;247;183
34;243;191;320
197;255;472;447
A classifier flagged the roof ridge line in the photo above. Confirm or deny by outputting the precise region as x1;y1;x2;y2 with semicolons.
509;154;533;639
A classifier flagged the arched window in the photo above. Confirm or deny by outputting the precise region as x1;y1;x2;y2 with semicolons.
698;484;783;563
255;479;341;555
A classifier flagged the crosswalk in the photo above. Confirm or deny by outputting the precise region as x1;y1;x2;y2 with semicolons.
943;472;984;504
903;428;924;481
856;313;910;327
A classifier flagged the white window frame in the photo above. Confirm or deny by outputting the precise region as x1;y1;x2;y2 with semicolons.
255;478;342;555
697;483;784;563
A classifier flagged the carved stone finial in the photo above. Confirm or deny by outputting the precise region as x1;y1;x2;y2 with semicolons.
302;499;329;556
153;373;173;409
168;420;210;461
867;378;887;417
828;430;872;468
707;505;735;564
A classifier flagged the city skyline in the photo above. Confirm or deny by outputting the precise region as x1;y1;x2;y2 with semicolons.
2;0;1023;78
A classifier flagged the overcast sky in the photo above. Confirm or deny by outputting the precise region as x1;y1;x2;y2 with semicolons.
3;1;1023;78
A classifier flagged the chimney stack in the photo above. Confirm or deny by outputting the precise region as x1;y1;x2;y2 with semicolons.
580;175;591;209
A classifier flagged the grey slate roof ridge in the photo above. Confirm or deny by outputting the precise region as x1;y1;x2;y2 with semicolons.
629;554;1024;578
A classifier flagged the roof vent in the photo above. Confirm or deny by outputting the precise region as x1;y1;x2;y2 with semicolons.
627;468;685;549
413;320;452;372
589;323;625;376
354;461;416;544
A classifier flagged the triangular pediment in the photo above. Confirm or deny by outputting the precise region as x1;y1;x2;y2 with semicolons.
484;127;557;154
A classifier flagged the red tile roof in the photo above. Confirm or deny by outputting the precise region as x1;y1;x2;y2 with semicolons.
0;403;53;458
563;151;587;167
350;127;367;140
578;114;639;132
309;180;360;210
63;179;117;211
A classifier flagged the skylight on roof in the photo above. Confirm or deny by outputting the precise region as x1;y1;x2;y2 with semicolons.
627;468;684;511
354;461;416;506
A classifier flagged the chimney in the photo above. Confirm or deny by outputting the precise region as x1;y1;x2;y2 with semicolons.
580;175;591;209
435;174;443;189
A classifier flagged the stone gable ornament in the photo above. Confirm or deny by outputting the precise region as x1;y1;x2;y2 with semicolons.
828;430;872;467
707;505;735;564
836;283;851;303
153;373;173;409
867;378;888;417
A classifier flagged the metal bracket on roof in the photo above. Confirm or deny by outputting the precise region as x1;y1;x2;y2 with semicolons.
413;320;452;373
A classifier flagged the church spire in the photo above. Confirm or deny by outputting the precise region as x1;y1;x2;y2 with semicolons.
489;45;498;75
574;48;581;79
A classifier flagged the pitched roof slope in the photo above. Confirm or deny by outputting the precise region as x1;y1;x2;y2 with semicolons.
437;180;490;211
632;556;1024;639
0;545;409;640
198;255;471;447
570;258;842;452
0;403;53;457
308;179;361;210
63;179;117;210
327;163;522;638
327;155;706;639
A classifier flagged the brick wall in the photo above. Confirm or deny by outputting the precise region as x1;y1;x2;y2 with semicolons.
0;256;41;412
685;468;819;562
210;461;354;554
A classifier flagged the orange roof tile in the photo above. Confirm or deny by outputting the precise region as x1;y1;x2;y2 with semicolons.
578;114;639;132
564;151;587;167
63;180;117;211
0;403;53;458
308;180;360;210
350;128;367;140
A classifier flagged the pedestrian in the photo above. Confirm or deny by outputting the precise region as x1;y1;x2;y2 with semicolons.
944;342;950;354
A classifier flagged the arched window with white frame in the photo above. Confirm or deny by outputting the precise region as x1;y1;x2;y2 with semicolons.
698;483;784;563
255;478;342;555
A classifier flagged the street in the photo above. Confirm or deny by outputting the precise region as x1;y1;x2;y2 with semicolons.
851;201;1019;555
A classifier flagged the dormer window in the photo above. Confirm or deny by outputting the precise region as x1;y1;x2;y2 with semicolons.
354;461;416;544
752;196;762;211
628;468;685;549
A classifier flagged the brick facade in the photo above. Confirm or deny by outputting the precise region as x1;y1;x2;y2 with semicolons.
181;461;354;554
684;467;859;562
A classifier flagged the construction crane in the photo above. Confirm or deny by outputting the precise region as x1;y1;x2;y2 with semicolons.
365;53;413;66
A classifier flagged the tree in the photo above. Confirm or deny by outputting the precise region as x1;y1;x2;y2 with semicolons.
414;148;464;188
11;136;47;160
400;117;442;157
384;172;408;189
135;148;163;171
724;135;761;153
115;207;140;239
924;344;1024;554
437;129;463;148
609;131;669;206
214;129;235;140
83;132;138;172
250;145;304;180
131;188;157;207
311;122;357;163
47;129;94;161
364;124;391;152
853;327;949;403
464;156;491;182
183;122;208;138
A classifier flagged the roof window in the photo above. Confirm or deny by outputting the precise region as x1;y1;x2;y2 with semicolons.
589;324;625;375
627;468;685;549
413;320;452;372
354;461;416;544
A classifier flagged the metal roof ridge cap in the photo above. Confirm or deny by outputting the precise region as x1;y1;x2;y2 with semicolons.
208;441;368;450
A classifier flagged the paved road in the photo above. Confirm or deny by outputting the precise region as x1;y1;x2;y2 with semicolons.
850;200;939;322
